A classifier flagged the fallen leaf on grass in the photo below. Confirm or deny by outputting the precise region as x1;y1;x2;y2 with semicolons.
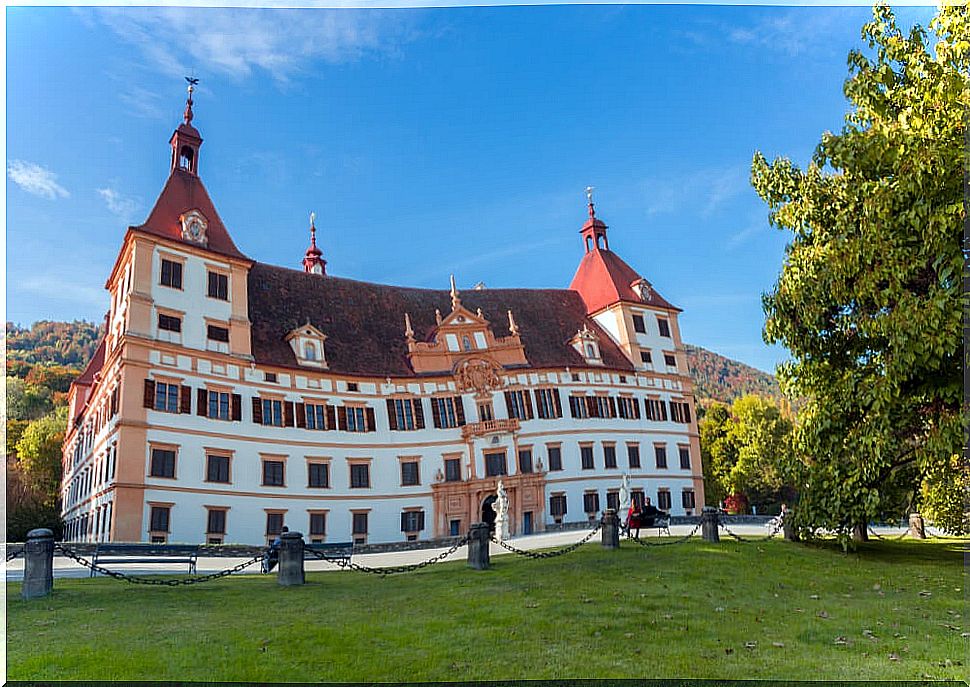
889;653;900;661
744;642;757;650
525;602;539;609
817;610;830;619
662;614;673;620
772;642;785;648
834;636;849;645
724;648;734;655
919;590;932;597
623;633;634;639
715;607;725;612
809;594;820;600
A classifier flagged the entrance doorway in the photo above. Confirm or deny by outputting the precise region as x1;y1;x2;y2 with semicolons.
522;511;533;535
481;495;497;532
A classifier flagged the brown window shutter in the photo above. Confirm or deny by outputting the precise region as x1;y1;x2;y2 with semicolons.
532;390;544;419
284;401;295;427
295;403;306;428
180;385;192;414
523;391;535;420
431;398;442;428
568;396;577;418
418;511;425;531
586;396;598;418
326;404;336;430
632;397;641;420
454;396;466;426
684;402;691;424
110;387;119;416
365;406;377;432
413;399;425;429
553;389;563;418
197;388;208;417
252;397;263;424
143;379;155;409
231;394;242;421
337;406;348;431
608;397;617;418
386;399;398;431
503;391;513;417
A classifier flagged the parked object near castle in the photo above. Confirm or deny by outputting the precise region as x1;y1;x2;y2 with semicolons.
60;83;704;546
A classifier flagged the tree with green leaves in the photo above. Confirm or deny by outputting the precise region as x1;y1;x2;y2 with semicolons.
5;376;53;421
751;5;968;541
15;406;68;507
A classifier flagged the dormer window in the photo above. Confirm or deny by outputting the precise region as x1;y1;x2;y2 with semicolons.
286;323;328;369
631;278;653;302
570;324;603;365
180;209;208;246
462;336;472;352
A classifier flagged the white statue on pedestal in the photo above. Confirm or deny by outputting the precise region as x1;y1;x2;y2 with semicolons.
492;479;511;542
618;474;631;515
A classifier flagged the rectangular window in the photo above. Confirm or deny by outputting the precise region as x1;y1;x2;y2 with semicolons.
444;458;462;482
640;350;652;364
618;397;639;420
583;492;600;514
518;448;533;474
150;506;170;532
632;489;645;511
208;391;230;420
305;403;327;430
309;512;327;537
603;445;617;469
569;395;590;419
657;490;672;511
485;452;507;477
682;489;696;510
206;454;230;483
547;446;563;471
266;512;284;536
400;510;425;533
606;491;620;512
158;314;182;333
207;271;229;300
150;448;176;478
657;318;671;337
262;460;285;487
644;398;669;421
450;519;461;536
580;445;595;470
207;325;230;343
655;445;668;469
387;398;423;431
679;446;691;470
592;396;615;419
160;259;182;289
670;401;692;424
346;406;367;432
308;462;330;488
477;402;494;421
504;390;533;421
401;461;420;486
265;373;278;383
627;444;641;469
262;399;284;426
549;494;567;518
534;388;562;419
632;314;646;334
352;512;368;535
206;509;227;535
664;353;677;368
350;463;370;488
432;397;464;429
154;382;179;413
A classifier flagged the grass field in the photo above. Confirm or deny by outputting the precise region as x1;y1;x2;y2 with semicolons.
7;538;968;682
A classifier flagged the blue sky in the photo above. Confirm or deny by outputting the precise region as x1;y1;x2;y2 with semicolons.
5;4;935;373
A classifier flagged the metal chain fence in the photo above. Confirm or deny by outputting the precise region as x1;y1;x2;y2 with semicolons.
305;534;471;577
491;522;602;559
629;522;701;547
54;543;263;586
868;526;910;541
6;547;24;562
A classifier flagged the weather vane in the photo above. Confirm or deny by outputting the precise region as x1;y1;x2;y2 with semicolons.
185;75;199;93
586;186;594;204
310;211;316;228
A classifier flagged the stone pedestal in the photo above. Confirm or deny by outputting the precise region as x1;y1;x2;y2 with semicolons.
701;507;720;543
908;512;926;539
22;528;54;600
601;509;620;549
494;512;510;543
277;531;305;586
467;522;491;570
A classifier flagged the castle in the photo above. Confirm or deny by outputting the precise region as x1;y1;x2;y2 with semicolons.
61;85;704;545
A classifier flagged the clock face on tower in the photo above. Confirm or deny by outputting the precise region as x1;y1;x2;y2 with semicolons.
180;210;208;245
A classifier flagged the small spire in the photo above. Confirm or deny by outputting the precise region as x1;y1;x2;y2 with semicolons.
450;274;461;309
435;308;443;325
302;210;326;275
508;309;520;336
476;307;483;319
404;312;414;342
586;185;595;219
184;76;199;125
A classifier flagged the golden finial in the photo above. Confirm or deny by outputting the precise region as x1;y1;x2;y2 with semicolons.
449;274;461;309
508;309;519;336
404;312;414;342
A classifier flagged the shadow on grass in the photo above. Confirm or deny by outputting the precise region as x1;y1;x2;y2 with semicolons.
798;537;967;564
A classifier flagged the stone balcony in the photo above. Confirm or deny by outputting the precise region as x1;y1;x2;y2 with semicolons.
461;418;520;440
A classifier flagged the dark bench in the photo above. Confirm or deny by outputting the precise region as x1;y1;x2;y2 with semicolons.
304;541;354;563
91;543;199;577
625;513;671;537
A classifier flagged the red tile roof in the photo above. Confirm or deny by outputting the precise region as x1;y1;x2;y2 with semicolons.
133;170;249;261
74;336;106;387
248;262;636;376
568;248;680;314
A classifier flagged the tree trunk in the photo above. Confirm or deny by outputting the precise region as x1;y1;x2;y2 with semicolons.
852;524;869;542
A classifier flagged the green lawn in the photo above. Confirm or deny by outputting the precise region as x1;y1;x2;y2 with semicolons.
7;538;968;682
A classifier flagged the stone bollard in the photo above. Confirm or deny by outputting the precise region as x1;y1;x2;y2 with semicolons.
22;528;55;600
601;509;620;549
277;531;305;586
467;522;491;570
701;506;720;543
908;512;926;539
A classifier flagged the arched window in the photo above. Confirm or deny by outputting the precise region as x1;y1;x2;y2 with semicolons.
304;342;316;360
586;344;596;358
463;336;472;351
179;146;195;171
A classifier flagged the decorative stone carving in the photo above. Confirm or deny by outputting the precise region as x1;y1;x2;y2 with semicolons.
618;474;631;515
492;479;510;542
454;357;504;394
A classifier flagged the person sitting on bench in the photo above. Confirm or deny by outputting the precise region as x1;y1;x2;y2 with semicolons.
640;497;662;527
263;526;288;573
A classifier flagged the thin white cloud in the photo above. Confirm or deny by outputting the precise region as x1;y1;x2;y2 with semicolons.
118;85;167;120
18;277;107;310
83;7;419;82
97;187;140;223
643;164;749;218
7;160;70;199
726;223;764;248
